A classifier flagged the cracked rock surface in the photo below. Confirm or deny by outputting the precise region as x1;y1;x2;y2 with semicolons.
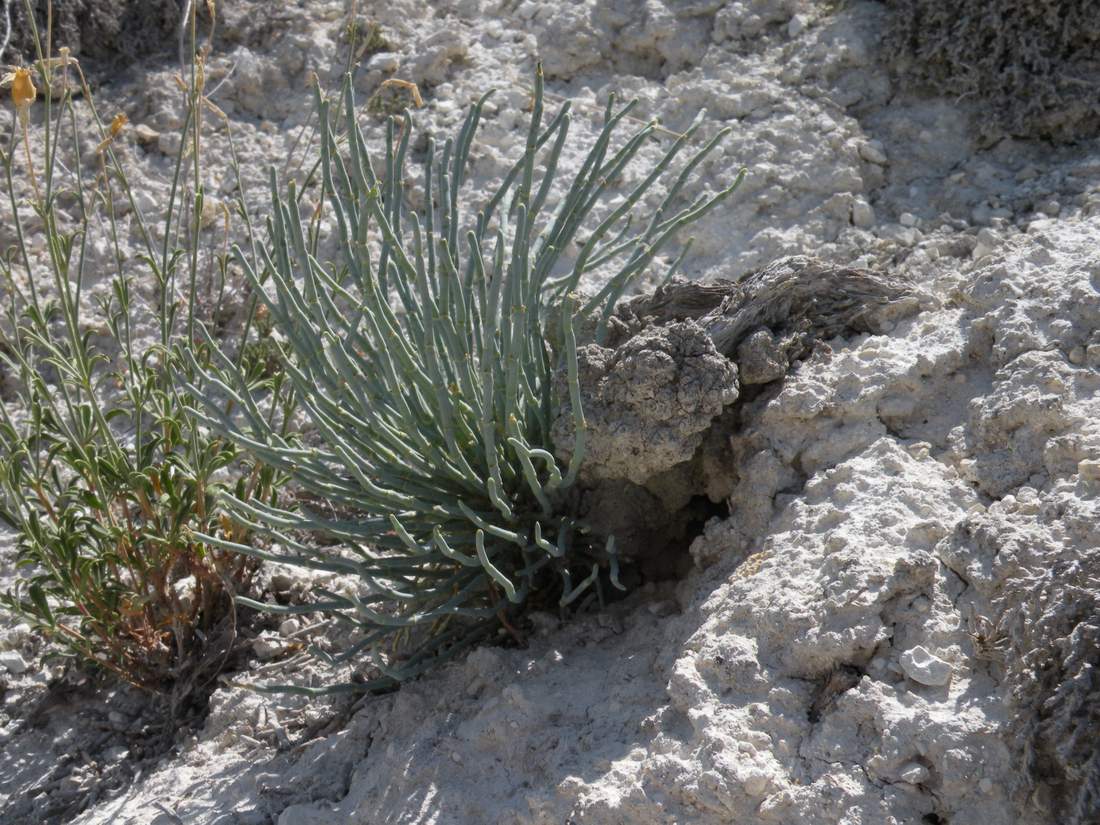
553;320;739;486
555;257;922;489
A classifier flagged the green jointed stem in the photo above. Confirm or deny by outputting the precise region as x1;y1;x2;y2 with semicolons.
188;66;744;693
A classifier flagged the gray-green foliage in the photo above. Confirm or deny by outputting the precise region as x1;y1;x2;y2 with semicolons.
188;67;744;693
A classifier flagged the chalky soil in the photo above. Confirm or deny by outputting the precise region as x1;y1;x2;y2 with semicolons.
0;1;1097;823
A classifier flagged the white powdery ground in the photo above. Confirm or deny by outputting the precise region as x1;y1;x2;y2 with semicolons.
0;0;1097;823
61;206;1100;825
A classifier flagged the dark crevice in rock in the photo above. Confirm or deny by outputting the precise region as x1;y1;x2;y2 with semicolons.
557;256;924;589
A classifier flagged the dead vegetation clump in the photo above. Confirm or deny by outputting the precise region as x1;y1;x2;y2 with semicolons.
4;0;181;67
887;0;1100;142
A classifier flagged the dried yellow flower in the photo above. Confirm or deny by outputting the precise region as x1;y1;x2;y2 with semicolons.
109;112;129;137
379;78;424;108
11;68;36;112
96;113;129;154
1;67;41;199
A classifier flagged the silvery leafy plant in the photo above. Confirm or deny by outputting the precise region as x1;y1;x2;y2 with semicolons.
187;66;744;693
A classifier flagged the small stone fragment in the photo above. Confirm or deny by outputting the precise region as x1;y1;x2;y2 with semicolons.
971;228;999;260
1078;459;1100;481
737;329;788;385
252;633;284;660
851;199;875;228
859;140;888;165
899;645;953;686
133;123;160;146
1038;200;1061;217
743;772;769;796
898;762;930;784
365;52;400;74
0;650;28;674
270;572;295;593
1;623;31;650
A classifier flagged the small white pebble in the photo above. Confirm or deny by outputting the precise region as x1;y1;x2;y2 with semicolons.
852;199;875;228
858;140;888;165
979;777;994;793
1;624;31;650
0;650;27;675
252;634;284;661
899;762;930;784
1078;459;1100;481
906;442;932;460
365;52;399;74
899;646;953;687
743;773;770;796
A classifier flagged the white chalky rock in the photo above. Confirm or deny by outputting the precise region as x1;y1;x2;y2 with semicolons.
899;646;953;686
743;772;770;797
0;650;28;675
0;623;31;650
1078;459;1100;481
851;198;875;228
365;52;400;73
898;762;930;784
858;140;888;165
252;633;284;661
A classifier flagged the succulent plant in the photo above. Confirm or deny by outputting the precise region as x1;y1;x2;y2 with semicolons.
187;67;744;693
